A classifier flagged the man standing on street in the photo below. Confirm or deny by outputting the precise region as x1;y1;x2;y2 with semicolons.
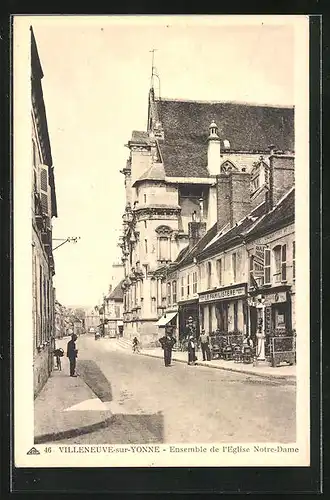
159;328;176;367
67;334;78;377
200;329;211;361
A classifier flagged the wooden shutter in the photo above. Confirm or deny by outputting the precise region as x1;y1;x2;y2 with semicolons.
39;164;49;215
281;244;287;281
264;248;271;285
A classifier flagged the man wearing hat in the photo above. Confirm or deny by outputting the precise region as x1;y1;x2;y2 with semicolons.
200;329;211;361
66;333;78;377
159;327;176;367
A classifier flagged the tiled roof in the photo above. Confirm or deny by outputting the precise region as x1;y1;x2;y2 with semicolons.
107;280;124;301
155;98;294;178
130;130;150;144
136;163;166;183
245;188;295;240
173;222;218;269
198;203;267;260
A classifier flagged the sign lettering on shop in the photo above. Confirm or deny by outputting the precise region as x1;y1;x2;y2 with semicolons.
253;244;266;278
199;286;246;303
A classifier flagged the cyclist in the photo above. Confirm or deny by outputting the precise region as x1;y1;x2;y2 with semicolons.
132;336;140;353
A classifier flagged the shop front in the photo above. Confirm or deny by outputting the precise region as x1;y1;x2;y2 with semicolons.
177;299;199;342
248;285;295;366
156;309;179;342
198;283;248;338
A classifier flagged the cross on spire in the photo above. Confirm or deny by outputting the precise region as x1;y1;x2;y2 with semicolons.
149;48;158;87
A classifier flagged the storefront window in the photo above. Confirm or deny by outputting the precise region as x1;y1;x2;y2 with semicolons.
233;301;238;331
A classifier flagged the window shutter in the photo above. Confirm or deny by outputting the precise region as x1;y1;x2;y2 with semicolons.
39;165;49;215
281;244;287;281
264;248;271;285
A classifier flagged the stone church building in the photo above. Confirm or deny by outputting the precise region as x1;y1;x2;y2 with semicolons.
119;86;294;347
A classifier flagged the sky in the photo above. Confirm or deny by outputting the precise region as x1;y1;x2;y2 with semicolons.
30;16;298;308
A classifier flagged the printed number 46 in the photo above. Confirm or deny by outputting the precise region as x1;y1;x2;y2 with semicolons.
45;447;52;453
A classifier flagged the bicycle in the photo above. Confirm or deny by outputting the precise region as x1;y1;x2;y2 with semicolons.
132;343;141;354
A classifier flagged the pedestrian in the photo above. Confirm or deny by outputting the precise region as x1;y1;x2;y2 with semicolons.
200;329;211;361
187;335;197;365
67;333;78;377
159;328;176;367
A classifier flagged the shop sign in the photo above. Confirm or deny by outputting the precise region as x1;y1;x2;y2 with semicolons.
264;291;287;306
199;285;246;303
252;244;265;278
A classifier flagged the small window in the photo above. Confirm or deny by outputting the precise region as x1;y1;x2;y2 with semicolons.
159;237;168;261
187;274;190;296
172;281;177;304
216;259;223;286
273;246;281;282
167;282;171;305
144;239;148;253
207;262;212;289
293;241;295;280
181;277;184;298
144;194;147;204
264;249;271;285
232;253;237;283
192;272;197;294
144;220;147;229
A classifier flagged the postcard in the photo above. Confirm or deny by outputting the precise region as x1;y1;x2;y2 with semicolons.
13;14;310;469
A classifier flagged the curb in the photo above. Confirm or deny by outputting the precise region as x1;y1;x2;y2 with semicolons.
140;351;296;383
34;416;113;444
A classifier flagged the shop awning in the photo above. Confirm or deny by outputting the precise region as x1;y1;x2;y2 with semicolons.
156;312;178;327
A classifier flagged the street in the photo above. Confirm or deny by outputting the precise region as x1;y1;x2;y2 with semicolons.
47;334;296;445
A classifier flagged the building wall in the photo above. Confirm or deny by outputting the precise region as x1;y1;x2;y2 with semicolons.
32;113;55;398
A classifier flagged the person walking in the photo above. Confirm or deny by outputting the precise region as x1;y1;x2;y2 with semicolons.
159;328;176;367
200;329;211;361
67;333;78;377
187;335;197;365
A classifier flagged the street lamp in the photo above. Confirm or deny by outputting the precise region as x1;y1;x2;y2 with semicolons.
255;295;266;362
52;236;81;251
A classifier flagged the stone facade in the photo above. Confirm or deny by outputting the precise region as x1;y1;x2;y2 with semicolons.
119;88;294;347
31;28;58;397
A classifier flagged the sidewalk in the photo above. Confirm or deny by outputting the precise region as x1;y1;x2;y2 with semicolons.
139;347;296;382
34;359;112;444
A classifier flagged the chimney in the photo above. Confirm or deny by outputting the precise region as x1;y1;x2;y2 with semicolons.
207;121;221;175
216;171;251;232
188;220;207;247
268;154;295;210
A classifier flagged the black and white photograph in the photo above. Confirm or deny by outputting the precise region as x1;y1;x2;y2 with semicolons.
13;15;310;468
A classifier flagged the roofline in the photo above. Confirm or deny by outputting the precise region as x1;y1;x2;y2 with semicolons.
165;176;214;185
155;96;294;110
244;186;295;237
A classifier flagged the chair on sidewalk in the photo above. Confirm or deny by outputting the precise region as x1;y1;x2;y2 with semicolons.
232;344;242;363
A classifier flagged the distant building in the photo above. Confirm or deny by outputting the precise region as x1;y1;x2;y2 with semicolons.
31;27;58;397
104;280;125;337
120;85;294;347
